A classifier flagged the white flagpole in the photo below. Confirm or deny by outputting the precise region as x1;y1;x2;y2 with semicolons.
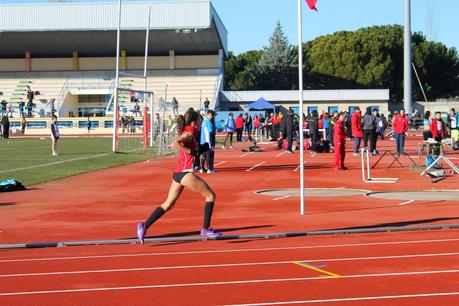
298;0;305;215
112;0;122;152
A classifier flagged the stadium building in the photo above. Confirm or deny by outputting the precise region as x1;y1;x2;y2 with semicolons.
0;0;226;133
0;0;393;135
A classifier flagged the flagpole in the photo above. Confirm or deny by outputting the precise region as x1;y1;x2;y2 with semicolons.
298;0;305;215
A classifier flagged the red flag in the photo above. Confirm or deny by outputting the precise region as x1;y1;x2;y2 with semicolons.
305;0;318;11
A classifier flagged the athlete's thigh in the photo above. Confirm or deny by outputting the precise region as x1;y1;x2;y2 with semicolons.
181;173;212;194
165;180;185;204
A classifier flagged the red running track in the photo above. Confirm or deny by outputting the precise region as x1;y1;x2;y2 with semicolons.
1;230;459;305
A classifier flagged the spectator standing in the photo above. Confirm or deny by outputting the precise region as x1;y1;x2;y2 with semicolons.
431;111;445;143
21;117;27;134
323;113;331;144
306;110;319;153
26;101;33;118
1;116;10;139
87;117;92;133
7;104;13;118
0;100;6;116
203;98;210;113
351;107;363;156
172;97;179;115
449;109;459;146
50;115;60;156
200;110;217;174
133;101;141;116
379;114;388;140
244;113;253;141
392;108;409;155
26;86;34;104
361;107;377;155
235;113;245;142
333;112;347;171
253;115;260;139
285;109;295;154
19;101;25;118
222;112;235;149
422;111;433;141
372;108;380;151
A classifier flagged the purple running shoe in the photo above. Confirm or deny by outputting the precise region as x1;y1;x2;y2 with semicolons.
200;227;222;238
137;222;146;244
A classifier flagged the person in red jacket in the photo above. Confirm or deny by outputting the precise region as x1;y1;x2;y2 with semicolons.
431;111;445;142
235;113;245;142
392;108;409;155
334;112;347;171
351;107;363;156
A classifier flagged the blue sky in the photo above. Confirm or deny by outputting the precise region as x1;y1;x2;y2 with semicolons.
211;0;459;54
1;0;457;55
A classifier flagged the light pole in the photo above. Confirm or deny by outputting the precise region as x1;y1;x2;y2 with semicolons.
404;0;413;114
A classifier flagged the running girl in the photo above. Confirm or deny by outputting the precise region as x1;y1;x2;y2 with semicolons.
137;110;220;244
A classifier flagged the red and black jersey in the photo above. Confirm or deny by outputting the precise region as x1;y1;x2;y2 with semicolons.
174;125;198;173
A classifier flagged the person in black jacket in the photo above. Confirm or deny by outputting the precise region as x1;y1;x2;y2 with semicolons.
307;110;319;153
1;116;10;139
285;109;295;153
244;113;253;141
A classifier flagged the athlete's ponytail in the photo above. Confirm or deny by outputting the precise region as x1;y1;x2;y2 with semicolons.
176;110;199;135
176;114;185;135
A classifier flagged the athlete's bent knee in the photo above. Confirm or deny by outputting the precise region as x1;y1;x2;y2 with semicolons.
204;190;216;202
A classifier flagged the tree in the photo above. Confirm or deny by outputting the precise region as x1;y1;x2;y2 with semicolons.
223;24;459;100
224;51;263;90
258;21;296;89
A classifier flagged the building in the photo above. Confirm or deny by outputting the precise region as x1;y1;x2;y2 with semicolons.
0;0;226;133
219;89;390;115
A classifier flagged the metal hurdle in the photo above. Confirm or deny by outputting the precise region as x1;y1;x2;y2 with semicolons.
361;148;399;183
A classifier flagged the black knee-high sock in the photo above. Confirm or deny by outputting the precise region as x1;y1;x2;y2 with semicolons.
145;207;166;230
203;202;214;229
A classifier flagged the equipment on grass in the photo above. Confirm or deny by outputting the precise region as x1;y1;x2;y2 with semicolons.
361;149;399;183
0;179;26;192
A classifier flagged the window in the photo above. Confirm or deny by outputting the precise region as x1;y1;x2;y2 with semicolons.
369;106;380;112
328;106;339;114
307;106;318;114
290;107;299;115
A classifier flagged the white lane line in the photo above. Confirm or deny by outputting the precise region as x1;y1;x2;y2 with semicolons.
240;152;254;158
275;151;287;158
294;164;307;172
3;238;459;264
246;161;266;172
0;152;111;174
2;269;459;296
272;196;290;201
399;200;415;206
214;161;227;167
228;292;459;305
2;251;459;279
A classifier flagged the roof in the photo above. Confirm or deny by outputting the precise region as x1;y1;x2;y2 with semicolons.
220;89;390;103
246;97;276;110
0;0;227;57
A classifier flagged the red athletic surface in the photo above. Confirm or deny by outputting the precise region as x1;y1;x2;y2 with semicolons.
1;136;459;305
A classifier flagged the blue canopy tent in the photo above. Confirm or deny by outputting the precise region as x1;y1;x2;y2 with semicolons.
246;97;276;111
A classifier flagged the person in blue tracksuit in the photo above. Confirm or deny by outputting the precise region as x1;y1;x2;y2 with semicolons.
222;112;235;149
200;110;217;173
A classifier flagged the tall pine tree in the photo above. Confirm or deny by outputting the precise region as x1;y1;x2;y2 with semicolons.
258;21;296;89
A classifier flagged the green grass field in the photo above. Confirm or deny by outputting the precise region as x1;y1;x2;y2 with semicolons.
0;137;157;186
